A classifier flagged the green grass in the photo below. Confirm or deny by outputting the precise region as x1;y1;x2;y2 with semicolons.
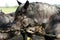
0;7;17;14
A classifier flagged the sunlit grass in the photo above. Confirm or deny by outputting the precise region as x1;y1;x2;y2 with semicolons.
0;7;17;14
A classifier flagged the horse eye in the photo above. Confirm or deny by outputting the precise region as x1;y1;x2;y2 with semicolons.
18;11;21;13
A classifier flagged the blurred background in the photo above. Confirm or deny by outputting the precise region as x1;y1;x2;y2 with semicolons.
0;0;60;14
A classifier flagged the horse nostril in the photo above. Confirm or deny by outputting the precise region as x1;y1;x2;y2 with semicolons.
23;22;25;24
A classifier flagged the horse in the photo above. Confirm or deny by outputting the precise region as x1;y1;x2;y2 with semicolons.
15;0;60;40
45;12;60;40
0;12;15;40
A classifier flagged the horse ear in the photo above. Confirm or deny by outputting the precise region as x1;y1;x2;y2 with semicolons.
17;0;22;5
23;0;29;9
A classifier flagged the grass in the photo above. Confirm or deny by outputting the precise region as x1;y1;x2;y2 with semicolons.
0;6;18;14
